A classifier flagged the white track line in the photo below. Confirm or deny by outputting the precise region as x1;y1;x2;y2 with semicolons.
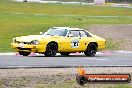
96;59;108;61
84;58;108;61
114;50;132;54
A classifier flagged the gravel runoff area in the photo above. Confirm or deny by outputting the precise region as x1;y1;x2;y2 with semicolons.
87;24;132;50
0;67;132;88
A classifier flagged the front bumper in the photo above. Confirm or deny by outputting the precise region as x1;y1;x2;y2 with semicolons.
11;43;46;53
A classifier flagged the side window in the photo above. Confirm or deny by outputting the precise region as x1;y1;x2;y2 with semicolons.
60;29;68;36
70;31;80;37
80;31;87;37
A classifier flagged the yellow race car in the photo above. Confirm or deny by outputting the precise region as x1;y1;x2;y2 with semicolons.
11;27;106;57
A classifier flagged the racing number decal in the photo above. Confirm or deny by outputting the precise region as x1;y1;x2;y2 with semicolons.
74;42;78;47
71;39;79;48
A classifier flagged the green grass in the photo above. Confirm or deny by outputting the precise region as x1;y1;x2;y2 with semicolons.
1;0;132;16
0;0;132;52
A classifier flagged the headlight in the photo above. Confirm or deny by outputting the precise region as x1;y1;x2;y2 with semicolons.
31;40;39;45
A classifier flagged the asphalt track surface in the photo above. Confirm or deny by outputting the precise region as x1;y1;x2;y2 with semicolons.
0;51;132;68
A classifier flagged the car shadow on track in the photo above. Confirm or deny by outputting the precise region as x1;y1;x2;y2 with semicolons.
29;55;106;57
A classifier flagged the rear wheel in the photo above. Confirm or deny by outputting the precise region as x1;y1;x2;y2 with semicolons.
60;52;70;56
44;42;58;57
84;43;97;57
19;51;31;56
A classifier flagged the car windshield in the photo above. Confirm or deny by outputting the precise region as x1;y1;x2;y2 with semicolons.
44;28;68;36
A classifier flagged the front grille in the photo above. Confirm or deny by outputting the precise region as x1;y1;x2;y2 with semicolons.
17;47;31;50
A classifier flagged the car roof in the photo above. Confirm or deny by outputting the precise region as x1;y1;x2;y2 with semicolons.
52;27;84;31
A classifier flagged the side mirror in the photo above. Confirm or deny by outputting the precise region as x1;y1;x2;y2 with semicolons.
40;32;44;35
68;34;73;37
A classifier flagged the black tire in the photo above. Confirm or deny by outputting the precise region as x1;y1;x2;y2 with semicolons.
76;75;87;86
84;43;97;57
19;51;31;56
60;52;70;56
44;42;58;57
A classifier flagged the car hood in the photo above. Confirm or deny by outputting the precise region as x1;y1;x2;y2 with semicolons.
15;35;60;42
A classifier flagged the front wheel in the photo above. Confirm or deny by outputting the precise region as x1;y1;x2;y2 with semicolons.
44;42;58;57
19;51;31;56
84;43;97;57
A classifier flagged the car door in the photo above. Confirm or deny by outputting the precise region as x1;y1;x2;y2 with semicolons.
79;30;90;51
